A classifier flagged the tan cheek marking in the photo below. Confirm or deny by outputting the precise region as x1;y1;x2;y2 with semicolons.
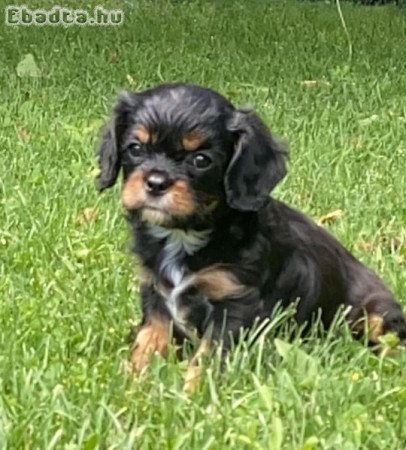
167;180;196;216
131;315;170;374
194;266;249;300
121;170;146;210
182;132;206;151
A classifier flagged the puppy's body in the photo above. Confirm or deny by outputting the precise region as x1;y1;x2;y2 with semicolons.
133;199;405;346
98;83;406;375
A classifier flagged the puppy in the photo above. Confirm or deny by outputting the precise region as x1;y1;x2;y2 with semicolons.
98;83;406;386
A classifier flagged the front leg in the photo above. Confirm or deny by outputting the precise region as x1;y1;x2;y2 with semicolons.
183;266;262;392
183;298;261;393
131;283;172;374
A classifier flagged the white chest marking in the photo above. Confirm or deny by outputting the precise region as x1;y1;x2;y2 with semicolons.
148;226;212;331
149;226;211;285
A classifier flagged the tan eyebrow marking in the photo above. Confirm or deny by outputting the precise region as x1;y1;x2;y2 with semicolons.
182;131;207;151
133;125;157;144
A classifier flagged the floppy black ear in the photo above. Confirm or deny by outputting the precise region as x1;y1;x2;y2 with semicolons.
225;108;288;211
97;91;137;191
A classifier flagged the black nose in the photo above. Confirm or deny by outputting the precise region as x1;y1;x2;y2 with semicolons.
144;171;173;196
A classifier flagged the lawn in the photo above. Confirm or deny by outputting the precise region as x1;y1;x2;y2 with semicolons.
1;0;406;448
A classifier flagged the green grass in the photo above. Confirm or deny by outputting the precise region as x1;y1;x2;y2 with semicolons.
1;0;406;448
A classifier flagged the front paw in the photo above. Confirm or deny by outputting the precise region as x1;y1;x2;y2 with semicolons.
131;316;170;374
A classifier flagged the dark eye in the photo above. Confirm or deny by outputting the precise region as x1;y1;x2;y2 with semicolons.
193;153;212;169
127;142;142;157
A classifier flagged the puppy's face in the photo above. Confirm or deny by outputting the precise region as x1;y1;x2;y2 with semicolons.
98;84;287;227
118;86;235;227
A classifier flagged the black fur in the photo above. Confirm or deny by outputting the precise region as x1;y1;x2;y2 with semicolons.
225;108;287;211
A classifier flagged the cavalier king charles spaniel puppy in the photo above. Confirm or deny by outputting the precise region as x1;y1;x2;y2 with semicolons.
98;83;406;389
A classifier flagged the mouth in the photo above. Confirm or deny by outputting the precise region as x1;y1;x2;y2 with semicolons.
122;171;220;228
140;205;174;226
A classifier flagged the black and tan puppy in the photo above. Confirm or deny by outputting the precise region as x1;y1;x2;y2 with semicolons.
98;83;406;386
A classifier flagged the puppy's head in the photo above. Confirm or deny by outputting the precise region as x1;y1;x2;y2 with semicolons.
98;83;287;227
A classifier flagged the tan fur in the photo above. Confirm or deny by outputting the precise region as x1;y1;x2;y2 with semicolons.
182;132;207;151
133;125;156;144
367;314;385;344
184;338;212;393
121;170;146;210
361;314;398;356
122;171;195;220
167;180;196;216
131;315;170;373
195;266;248;300
352;312;385;344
